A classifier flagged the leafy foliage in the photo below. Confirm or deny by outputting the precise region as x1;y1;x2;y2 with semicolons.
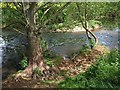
2;3;25;29
19;57;28;70
58;49;120;88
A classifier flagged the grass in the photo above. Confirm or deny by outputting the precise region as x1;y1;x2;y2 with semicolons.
58;49;120;88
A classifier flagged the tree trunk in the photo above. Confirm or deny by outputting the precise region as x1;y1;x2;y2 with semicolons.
85;28;98;45
15;2;48;79
18;28;47;78
29;30;46;70
76;3;98;47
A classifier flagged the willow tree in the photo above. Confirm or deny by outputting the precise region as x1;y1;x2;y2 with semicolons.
2;2;70;79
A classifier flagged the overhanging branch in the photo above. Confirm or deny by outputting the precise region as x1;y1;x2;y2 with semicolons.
44;2;70;25
37;2;71;31
39;6;52;23
2;21;26;30
34;2;50;14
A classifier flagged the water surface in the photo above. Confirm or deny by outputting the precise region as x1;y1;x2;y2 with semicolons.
1;27;119;79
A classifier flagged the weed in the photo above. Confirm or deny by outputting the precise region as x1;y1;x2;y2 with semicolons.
33;67;42;76
46;60;55;68
19;57;28;70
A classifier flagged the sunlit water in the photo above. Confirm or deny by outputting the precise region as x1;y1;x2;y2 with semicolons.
0;36;6;68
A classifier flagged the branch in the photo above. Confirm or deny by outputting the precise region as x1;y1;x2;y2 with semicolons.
84;2;91;40
34;2;50;14
83;26;98;45
44;2;70;25
37;2;71;31
76;3;85;28
13;28;25;35
84;2;87;28
39;6;52;23
2;21;26;30
76;3;98;45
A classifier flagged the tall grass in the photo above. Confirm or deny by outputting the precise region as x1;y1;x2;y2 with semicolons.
58;49;120;88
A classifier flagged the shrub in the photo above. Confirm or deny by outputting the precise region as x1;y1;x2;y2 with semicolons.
58;49;120;88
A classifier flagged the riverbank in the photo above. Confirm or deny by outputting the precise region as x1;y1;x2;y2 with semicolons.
52;24;101;33
2;45;110;88
2;28;119;82
59;49;120;88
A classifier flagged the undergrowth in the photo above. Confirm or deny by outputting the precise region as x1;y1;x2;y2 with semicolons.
58;49;120;88
19;57;28;70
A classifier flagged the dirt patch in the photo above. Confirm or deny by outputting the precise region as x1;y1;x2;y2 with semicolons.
2;45;109;88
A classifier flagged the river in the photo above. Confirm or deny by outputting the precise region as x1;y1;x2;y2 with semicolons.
1;27;120;79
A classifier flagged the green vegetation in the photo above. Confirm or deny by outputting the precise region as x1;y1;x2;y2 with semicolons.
1;2;120;88
2;2;120;31
58;49;120;88
89;38;95;48
19;57;28;70
33;67;42;76
40;37;63;68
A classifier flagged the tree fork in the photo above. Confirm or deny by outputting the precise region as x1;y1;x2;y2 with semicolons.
76;3;98;46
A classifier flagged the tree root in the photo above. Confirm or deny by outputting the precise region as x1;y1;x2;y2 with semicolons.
15;66;33;81
14;65;59;81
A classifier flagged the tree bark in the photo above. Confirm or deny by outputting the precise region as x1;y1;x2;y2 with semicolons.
83;26;98;45
16;2;47;79
24;28;46;77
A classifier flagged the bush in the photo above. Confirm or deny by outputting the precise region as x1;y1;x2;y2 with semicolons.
58;49;120;88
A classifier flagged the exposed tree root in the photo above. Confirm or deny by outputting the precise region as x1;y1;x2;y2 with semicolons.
15;66;33;81
14;64;58;81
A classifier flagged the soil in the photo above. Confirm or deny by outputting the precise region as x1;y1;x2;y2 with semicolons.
2;45;109;89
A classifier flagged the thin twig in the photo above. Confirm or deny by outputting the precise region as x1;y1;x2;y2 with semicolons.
13;28;25;35
2;21;25;30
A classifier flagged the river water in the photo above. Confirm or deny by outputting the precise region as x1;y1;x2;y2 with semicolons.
43;28;119;56
1;27;120;79
1;28;120;64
